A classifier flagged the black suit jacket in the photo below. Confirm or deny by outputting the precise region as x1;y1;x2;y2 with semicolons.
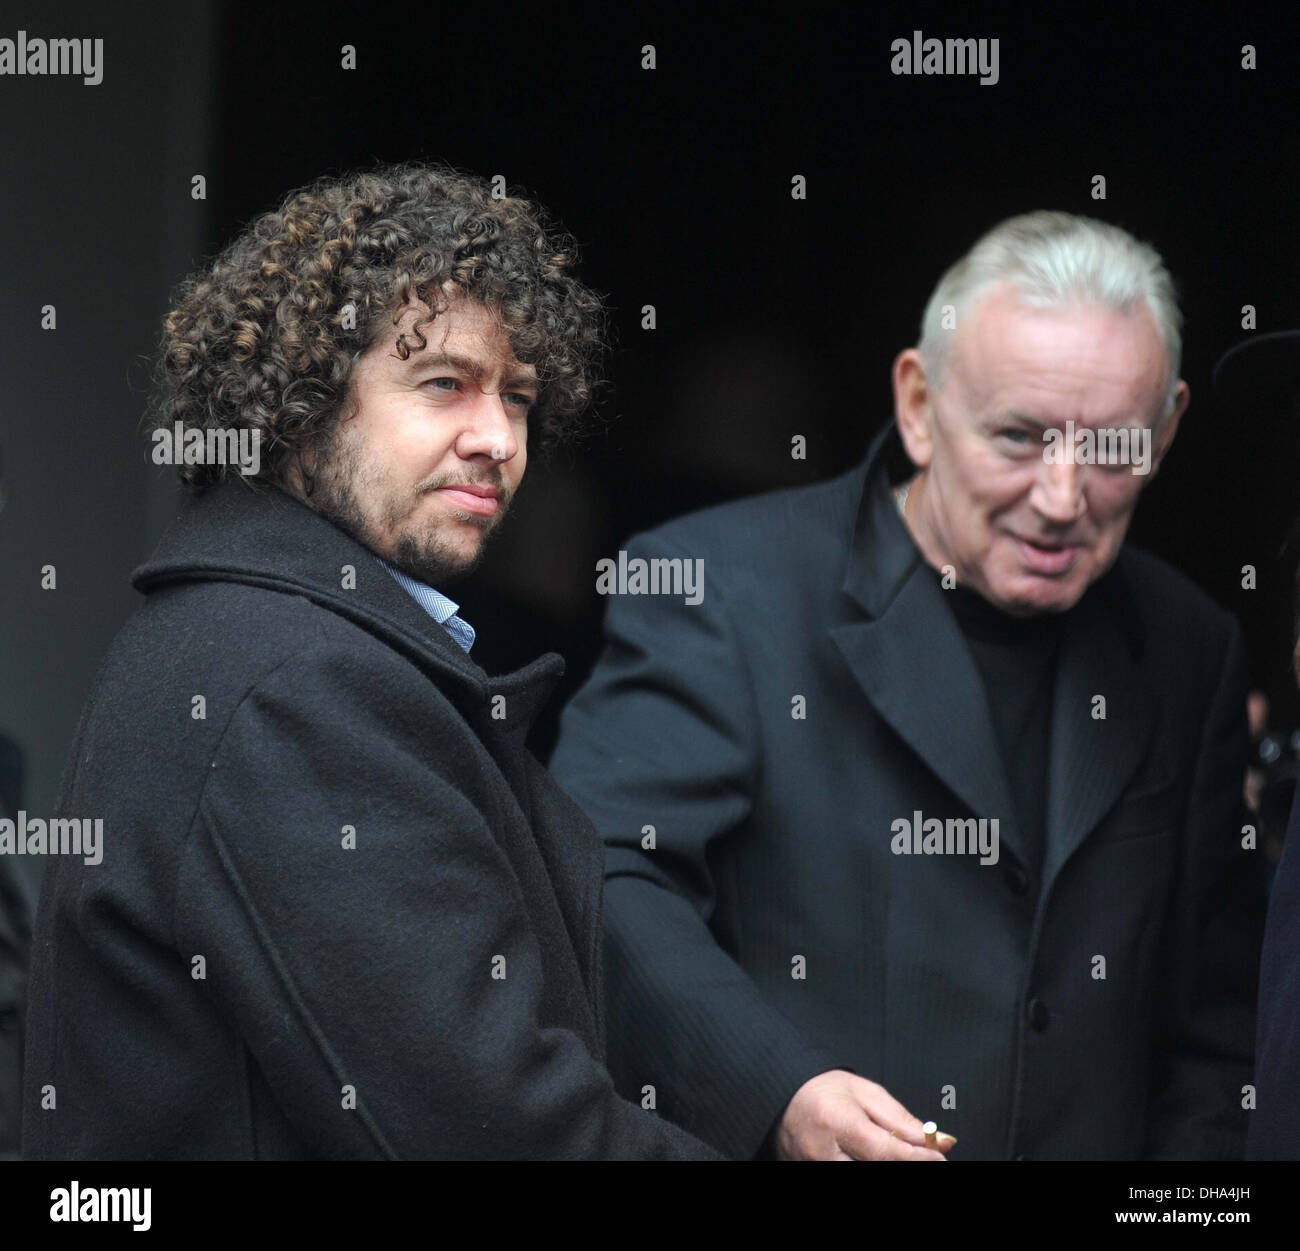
21;477;721;1159
551;424;1264;1160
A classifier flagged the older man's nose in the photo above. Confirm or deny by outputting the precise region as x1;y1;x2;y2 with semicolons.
1031;458;1087;525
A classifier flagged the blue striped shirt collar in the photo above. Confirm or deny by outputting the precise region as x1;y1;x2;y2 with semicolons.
378;560;476;654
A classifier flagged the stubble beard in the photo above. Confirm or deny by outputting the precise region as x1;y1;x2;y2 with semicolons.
303;423;507;587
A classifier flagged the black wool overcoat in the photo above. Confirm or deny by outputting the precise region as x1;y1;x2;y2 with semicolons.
22;477;722;1160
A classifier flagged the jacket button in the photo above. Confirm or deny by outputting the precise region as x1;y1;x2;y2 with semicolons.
1015;1153;1028;1161
1003;864;1030;895
1027;998;1050;1031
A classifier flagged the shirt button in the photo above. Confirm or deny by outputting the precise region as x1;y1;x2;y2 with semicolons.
1027;998;1050;1031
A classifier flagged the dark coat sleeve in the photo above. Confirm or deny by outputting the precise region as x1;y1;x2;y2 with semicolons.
550;530;848;1159
1143;622;1264;1158
0;744;33;1158
0;842;32;1160
1248;746;1300;1157
172;626;723;1159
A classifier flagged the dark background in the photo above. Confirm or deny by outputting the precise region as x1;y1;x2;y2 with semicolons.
3;0;1300;876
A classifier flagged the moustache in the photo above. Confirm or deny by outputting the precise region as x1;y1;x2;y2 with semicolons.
420;472;509;502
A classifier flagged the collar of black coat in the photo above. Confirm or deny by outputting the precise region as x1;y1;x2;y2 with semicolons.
132;476;565;721
832;421;1154;882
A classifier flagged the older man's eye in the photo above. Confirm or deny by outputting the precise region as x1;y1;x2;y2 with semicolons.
424;377;458;392
998;428;1030;445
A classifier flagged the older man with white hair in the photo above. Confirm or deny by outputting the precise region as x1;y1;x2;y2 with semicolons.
551;211;1265;1160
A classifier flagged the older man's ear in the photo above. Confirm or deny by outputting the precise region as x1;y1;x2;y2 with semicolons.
893;347;937;470
1148;380;1190;480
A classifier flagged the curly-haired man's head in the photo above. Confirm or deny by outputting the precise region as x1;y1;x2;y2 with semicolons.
151;161;606;583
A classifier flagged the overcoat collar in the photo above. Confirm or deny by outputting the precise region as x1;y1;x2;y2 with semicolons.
132;477;564;732
831;424;1153;881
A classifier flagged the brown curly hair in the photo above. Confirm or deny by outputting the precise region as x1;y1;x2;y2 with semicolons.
151;160;607;489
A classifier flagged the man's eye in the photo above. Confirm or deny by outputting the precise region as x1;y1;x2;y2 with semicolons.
425;377;458;392
504;393;533;411
998;428;1030;445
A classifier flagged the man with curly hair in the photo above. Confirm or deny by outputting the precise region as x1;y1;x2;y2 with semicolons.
21;162;721;1160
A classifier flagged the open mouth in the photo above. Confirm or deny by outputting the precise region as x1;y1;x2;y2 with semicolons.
1014;536;1079;576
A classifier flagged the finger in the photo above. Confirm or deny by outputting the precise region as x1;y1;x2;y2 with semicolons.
879;1108;956;1152
841;1119;947;1161
857;1087;931;1145
843;1076;956;1152
915;1121;959;1153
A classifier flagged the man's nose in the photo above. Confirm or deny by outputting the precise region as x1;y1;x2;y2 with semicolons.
1030;457;1086;525
456;387;519;463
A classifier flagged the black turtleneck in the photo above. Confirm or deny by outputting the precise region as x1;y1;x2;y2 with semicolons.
942;578;1062;879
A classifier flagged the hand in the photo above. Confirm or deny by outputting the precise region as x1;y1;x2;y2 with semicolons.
772;1069;956;1160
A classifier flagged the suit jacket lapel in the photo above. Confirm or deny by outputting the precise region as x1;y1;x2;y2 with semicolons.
830;426;1030;869
832;567;1031;869
1042;567;1153;886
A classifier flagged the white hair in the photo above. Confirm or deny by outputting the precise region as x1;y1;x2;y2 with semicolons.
918;211;1182;420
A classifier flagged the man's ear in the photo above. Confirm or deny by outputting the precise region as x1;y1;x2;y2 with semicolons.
284;444;315;502
893;348;937;469
1149;379;1189;478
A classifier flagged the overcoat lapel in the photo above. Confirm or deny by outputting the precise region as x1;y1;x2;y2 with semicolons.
133;477;492;702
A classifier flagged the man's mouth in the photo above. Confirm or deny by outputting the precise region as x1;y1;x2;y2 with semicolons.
1013;535;1080;576
433;482;501;517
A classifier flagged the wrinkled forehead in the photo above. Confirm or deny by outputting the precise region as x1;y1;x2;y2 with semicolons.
950;282;1169;401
